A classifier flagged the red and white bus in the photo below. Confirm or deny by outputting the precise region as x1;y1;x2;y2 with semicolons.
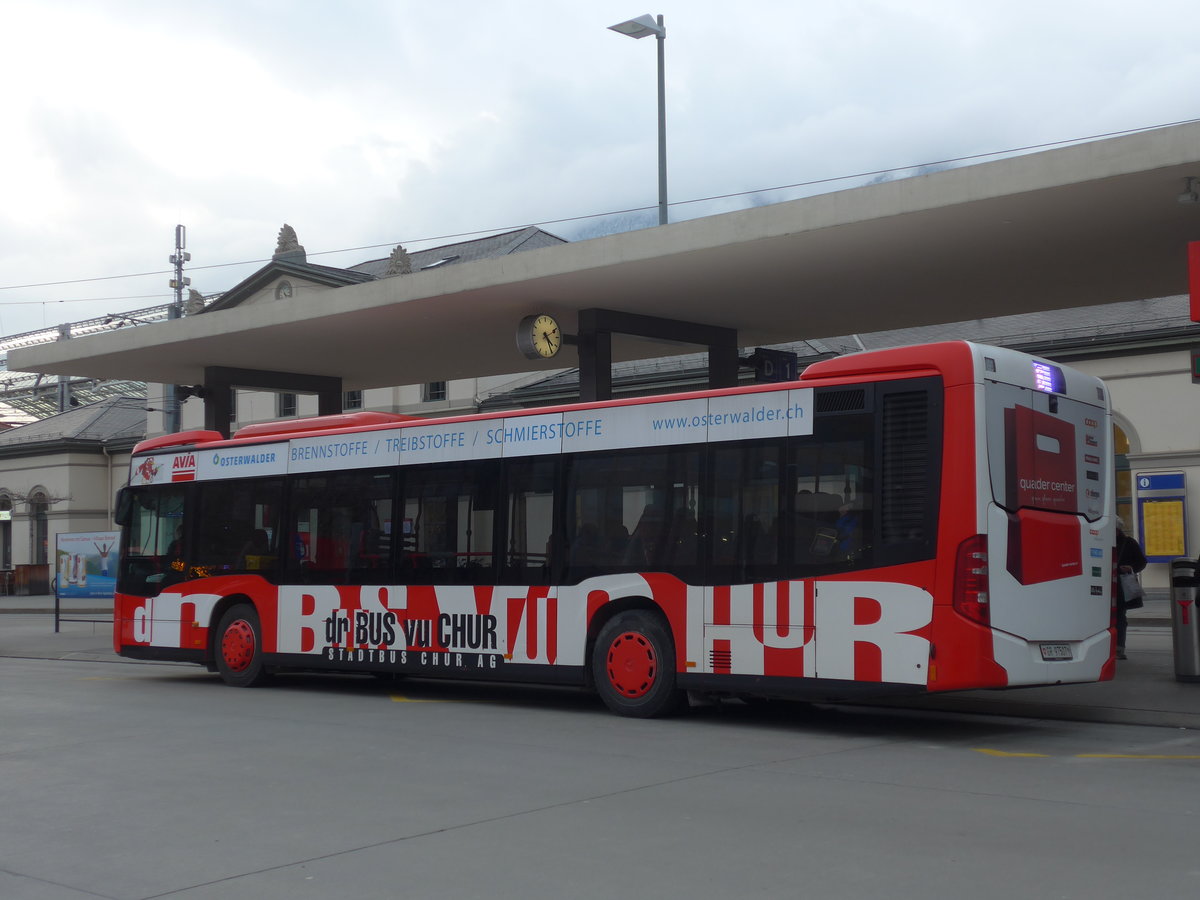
113;341;1116;716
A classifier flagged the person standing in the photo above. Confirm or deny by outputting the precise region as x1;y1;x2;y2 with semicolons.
1115;518;1147;660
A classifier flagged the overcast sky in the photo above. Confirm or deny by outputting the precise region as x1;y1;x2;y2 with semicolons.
1;0;1197;340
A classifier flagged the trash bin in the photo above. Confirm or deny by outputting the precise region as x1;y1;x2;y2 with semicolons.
1169;558;1200;682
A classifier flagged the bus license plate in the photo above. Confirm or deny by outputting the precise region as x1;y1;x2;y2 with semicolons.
1040;643;1072;661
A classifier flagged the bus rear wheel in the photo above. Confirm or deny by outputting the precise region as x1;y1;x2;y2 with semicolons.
215;604;269;687
593;611;683;718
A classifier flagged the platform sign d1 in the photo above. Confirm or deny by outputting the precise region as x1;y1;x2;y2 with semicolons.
55;531;120;599
1135;472;1187;562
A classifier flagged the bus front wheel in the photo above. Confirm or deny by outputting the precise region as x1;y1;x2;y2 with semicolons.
593;611;683;718
214;604;269;688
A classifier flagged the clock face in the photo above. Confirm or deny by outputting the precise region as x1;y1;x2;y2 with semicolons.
531;314;561;357
517;314;562;359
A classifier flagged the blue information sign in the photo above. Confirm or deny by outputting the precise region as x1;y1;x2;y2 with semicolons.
1136;473;1186;492
1134;472;1187;562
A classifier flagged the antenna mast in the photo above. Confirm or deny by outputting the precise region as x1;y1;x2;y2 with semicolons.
165;225;190;434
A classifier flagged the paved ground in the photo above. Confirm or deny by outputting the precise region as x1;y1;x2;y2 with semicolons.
3;597;1200;900
3;591;1200;899
2;590;1197;730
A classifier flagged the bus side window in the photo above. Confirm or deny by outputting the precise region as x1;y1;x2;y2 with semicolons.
400;461;498;586
503;458;557;584
710;441;782;583
193;478;283;580
786;425;873;572
286;471;395;585
564;447;700;582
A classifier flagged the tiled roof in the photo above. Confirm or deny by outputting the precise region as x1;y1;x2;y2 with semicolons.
0;396;147;450
830;294;1192;354
350;227;567;278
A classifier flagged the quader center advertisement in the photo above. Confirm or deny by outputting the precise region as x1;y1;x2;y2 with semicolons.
55;531;119;599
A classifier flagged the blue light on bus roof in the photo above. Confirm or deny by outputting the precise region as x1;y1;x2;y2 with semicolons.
1032;361;1065;394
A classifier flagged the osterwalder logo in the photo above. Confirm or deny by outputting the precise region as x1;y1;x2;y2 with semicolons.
211;451;277;467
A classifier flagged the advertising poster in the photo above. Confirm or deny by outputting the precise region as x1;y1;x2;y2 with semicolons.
55;531;120;599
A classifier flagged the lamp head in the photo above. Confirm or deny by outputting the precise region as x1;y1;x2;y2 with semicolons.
609;14;664;39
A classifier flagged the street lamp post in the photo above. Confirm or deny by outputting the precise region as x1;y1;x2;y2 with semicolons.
608;13;668;226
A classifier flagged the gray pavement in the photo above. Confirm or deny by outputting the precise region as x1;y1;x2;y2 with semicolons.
6;636;1199;900
3;590;1197;729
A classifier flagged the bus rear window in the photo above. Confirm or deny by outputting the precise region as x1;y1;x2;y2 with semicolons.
986;382;1106;521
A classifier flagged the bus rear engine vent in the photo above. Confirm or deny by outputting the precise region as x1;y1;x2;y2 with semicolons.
816;388;867;414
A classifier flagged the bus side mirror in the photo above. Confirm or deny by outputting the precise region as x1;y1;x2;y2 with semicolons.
114;488;133;528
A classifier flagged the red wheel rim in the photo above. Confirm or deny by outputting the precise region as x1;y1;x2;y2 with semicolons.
222;619;256;673
605;631;657;698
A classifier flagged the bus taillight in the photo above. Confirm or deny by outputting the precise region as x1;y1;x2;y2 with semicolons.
954;535;990;625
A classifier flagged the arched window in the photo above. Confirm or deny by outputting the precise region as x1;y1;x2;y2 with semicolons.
28;490;49;565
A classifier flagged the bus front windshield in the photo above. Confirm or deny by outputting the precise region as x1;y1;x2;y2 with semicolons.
117;486;186;596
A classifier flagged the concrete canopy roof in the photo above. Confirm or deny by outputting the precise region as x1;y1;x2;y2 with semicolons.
12;122;1200;391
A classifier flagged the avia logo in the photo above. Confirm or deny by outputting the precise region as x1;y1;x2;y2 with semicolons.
171;453;196;482
1084;418;1099;428
1084;454;1101;465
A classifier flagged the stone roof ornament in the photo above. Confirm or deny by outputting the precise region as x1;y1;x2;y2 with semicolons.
273;224;307;263
184;289;206;315
385;244;413;276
